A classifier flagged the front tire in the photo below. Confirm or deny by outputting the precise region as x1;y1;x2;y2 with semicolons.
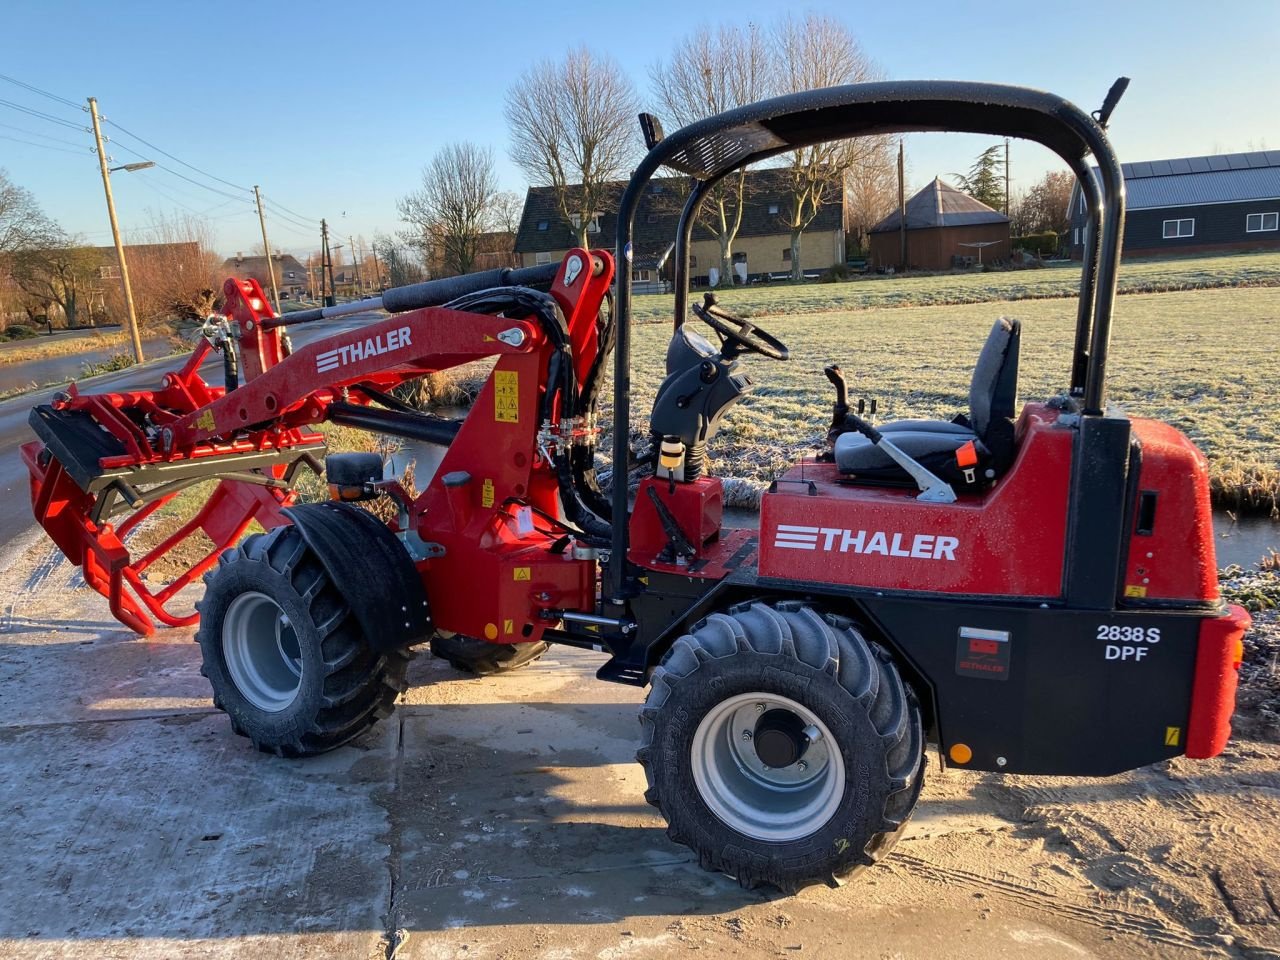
637;600;924;892
196;524;410;757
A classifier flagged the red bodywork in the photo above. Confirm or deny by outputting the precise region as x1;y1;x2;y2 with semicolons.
757;404;1074;597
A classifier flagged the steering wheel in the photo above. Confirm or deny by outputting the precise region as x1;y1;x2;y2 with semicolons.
690;293;789;361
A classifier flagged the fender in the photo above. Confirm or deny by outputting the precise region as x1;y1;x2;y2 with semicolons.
284;501;431;652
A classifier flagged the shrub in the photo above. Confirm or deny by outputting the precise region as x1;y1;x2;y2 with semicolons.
80;352;136;378
0;324;39;342
1013;232;1060;259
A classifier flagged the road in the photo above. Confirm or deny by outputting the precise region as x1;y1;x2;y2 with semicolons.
0;313;381;546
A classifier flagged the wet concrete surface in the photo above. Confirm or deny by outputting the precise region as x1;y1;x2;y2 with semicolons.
4;529;1265;959
0;338;172;395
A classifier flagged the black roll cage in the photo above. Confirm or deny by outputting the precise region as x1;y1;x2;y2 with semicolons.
607;79;1129;600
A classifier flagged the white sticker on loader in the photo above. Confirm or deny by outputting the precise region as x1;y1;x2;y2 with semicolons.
316;326;412;375
773;525;959;561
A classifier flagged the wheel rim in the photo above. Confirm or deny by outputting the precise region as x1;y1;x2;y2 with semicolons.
222;591;303;712
690;692;845;842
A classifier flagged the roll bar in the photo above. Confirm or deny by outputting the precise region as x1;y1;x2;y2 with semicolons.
608;79;1129;598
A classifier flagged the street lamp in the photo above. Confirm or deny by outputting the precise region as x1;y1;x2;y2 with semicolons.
109;161;156;174
88;96;149;363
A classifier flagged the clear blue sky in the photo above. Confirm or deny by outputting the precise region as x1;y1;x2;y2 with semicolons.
2;0;1276;259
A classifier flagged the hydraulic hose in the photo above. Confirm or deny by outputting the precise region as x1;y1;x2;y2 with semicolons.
440;287;612;543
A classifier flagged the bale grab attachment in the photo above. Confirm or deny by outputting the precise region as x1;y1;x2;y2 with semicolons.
21;258;595;636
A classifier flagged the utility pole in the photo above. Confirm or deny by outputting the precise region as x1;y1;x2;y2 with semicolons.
88;97;145;363
370;241;383;291
349;235;361;292
321;219;336;306
897;139;906;270
1004;138;1011;218
253;186;281;313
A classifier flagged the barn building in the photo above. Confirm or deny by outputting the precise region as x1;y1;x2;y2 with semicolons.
868;178;1010;271
1068;150;1280;259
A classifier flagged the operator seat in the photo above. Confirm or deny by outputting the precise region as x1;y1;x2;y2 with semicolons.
834;317;1021;484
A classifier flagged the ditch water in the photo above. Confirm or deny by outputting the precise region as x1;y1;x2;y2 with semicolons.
391;437;1276;570
0;339;170;395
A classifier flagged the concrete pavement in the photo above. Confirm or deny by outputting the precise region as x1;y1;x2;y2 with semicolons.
2;529;1265;960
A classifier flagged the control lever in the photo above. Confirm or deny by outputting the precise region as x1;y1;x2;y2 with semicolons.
844;414;957;504
823;365;849;446
645;485;697;562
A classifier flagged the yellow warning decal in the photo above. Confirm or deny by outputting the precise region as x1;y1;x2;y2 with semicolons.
503;619;514;635
1165;726;1181;747
481;478;495;508
494;370;519;423
513;567;531;581
1124;584;1148;598
196;409;216;432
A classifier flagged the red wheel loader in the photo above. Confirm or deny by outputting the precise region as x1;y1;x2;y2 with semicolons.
22;79;1251;892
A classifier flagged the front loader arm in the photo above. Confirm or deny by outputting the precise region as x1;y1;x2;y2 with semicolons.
167;307;539;450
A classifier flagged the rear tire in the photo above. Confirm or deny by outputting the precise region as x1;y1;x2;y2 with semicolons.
637;599;924;892
196;524;410;757
429;633;549;676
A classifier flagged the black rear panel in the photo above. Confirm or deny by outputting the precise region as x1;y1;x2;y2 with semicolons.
861;596;1199;776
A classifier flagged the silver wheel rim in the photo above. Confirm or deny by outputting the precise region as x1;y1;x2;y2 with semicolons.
690;692;845;842
222;591;303;712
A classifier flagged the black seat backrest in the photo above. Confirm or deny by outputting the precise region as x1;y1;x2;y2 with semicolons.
968;317;1021;438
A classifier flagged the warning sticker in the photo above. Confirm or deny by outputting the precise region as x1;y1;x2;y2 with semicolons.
513;567;531;581
196;409;216;432
481;479;494;508
1165;726;1181;747
955;626;1011;680
494;370;519;423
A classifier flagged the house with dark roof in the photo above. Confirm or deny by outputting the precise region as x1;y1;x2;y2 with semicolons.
1068;150;1280;259
513;168;845;288
223;253;312;299
868;178;1010;271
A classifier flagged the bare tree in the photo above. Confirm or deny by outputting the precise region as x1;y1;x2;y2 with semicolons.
1013;169;1075;237
488;191;525;235
506;47;641;249
650;24;772;286
10;231;100;329
0;169;51;256
120;212;222;324
373;234;428;287
398;142;497;277
843;142;898;254
772;14;883;279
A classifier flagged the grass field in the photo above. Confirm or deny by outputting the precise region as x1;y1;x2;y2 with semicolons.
609;285;1279;514
630;249;1280;323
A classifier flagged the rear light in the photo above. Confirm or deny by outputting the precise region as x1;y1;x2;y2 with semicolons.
1185;605;1252;758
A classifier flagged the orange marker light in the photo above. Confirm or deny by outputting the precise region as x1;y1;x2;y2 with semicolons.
949;743;973;764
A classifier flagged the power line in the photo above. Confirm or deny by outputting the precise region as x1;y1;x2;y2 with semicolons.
263;195;320;224
267;214;322;241
104;117;253;195
0;97;87;131
0;72;82;110
0;133;86;156
0;119;88;150
263;202;318;232
108;139;253;204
